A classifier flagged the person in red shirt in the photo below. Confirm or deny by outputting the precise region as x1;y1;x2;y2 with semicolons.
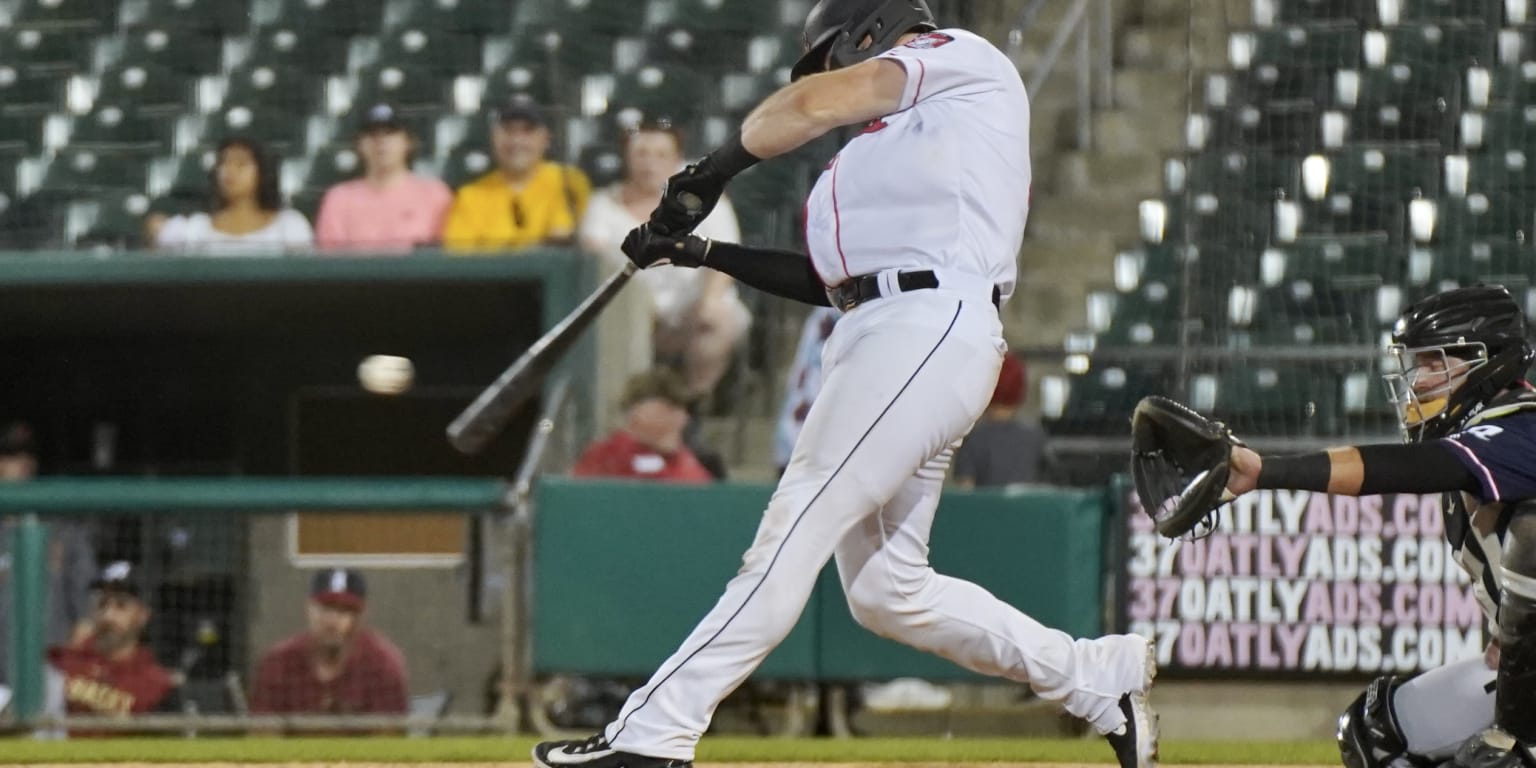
250;569;408;715
46;561;175;716
573;369;714;483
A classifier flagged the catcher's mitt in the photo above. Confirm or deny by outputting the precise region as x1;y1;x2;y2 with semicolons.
1130;395;1243;539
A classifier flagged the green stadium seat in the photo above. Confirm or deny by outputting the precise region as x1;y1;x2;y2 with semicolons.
118;26;224;75
1253;0;1371;26
94;63;192;113
73;189;153;250
667;0;783;33
1245;280;1384;344
201;104;306;151
1461;104;1536;152
1433;193;1531;241
722;158;813;244
481;62;559;109
596;65;713;126
1232;23;1362;71
1260;233;1398;285
0;66;66;110
1416;240;1535;284
1368;22;1492;68
720;70;786;113
40;148;150;194
246;26;351;74
576;142;623;188
0;28;95;72
222;64;324;114
156;149;215;200
386;0;514;35
376;28;482;76
1320;144;1442;200
0;109;51;153
514;0;646;37
1486;64;1536;106
505;23;618;75
11;0;117;32
1208;364;1341;434
440;144;496;189
1205;68;1329;110
1465;149;1536;198
1210;102;1321;151
302;143;361;191
70;105;170;151
335;108;438;156
1387;0;1498;23
1045;364;1174;436
1179;149;1300;202
264;0;382;36
1114;243;1192;288
126;0;250;34
353;64;451;111
1336;64;1462;111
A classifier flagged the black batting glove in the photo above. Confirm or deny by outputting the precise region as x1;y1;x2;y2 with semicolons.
649;133;761;237
622;224;711;269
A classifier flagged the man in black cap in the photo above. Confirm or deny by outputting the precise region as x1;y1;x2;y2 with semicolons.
442;96;590;252
314;102;454;252
250;568;408;715
46;561;175;716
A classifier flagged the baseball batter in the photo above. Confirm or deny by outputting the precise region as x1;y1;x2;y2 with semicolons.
534;3;1157;767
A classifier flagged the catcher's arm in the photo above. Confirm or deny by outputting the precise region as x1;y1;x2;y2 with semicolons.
1229;442;1478;497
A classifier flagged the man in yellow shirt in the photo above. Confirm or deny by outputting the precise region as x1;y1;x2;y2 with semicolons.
442;98;591;252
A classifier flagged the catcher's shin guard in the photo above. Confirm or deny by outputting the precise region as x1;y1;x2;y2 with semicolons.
1339;676;1427;768
1496;508;1536;743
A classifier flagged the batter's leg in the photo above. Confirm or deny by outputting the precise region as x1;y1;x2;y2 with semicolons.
537;297;1003;764
834;446;1154;736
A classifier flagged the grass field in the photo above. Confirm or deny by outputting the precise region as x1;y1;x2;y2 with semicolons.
0;736;1340;765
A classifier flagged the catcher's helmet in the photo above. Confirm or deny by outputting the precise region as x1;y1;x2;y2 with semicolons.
791;0;937;82
1383;284;1534;441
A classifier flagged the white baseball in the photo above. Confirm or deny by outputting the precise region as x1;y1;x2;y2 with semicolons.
357;355;415;395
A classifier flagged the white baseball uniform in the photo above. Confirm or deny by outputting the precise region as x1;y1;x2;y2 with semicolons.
604;30;1149;760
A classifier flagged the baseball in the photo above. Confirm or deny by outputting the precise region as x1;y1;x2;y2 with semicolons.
357;355;414;395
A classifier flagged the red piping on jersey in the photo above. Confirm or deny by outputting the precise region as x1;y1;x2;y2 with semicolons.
1447;438;1502;499
830;155;850;279
912;59;927;106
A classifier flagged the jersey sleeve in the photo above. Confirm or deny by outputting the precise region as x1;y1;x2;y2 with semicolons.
1442;412;1536;502
876;30;1000;110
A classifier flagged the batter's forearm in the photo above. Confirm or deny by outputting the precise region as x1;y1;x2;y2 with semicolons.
741;59;907;158
704;241;832;307
1256;442;1479;495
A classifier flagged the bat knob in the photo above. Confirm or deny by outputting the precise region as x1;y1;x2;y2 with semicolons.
678;192;704;215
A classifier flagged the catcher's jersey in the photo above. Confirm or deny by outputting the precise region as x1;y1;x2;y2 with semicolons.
803;28;1031;302
1439;388;1536;630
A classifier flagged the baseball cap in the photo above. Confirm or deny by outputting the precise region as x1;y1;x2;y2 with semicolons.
310;568;367;611
492;96;548;128
91;561;144;599
0;422;36;457
358;102;407;133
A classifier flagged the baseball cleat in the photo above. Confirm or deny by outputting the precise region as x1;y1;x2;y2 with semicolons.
1104;640;1159;768
533;733;692;768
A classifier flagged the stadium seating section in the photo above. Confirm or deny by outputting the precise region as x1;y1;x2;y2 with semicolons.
0;0;827;249
1045;0;1536;440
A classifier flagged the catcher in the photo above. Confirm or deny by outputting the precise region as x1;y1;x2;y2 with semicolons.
1132;284;1536;768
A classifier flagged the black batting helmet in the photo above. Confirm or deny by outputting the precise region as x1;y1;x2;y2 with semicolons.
791;0;938;82
1383;284;1535;441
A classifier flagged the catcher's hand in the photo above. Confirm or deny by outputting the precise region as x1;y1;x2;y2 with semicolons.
621;224;710;269
649;161;728;236
1130;395;1245;539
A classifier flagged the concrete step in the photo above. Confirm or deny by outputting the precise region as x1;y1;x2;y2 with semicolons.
1007;278;1095;351
1047;151;1163;197
1111;67;1191;113
1092;107;1186;158
1120;21;1231;71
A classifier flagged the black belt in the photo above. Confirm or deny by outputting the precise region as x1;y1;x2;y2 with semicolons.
828;270;1002;312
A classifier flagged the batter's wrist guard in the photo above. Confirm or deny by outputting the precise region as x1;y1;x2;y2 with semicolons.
703;133;761;180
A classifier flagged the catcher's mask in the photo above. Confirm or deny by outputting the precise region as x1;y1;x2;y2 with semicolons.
791;0;937;82
1382;285;1534;442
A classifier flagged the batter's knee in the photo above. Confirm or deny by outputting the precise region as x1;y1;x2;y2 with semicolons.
843;567;933;639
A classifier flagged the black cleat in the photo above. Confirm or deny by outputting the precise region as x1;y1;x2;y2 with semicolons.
533;734;692;768
1452;728;1536;768
1104;640;1159;768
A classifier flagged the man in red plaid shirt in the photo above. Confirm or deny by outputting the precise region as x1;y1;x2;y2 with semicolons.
250;569;407;715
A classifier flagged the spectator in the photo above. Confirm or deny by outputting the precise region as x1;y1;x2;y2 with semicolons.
774;307;841;475
0;422;97;688
45;561;175;716
572;369;712;483
155;137;313;255
315;103;453;252
442;98;590;252
250;569;408;715
952;353;1048;488
580;121;751;398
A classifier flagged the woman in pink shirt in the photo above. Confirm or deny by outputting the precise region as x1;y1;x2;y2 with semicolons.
314;104;453;253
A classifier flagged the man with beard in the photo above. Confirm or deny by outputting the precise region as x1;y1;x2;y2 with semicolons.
250;569;408;715
46;561;175;716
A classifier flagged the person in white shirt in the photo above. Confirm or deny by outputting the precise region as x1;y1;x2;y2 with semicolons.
536;3;1156;768
580;121;751;399
154;137;313;256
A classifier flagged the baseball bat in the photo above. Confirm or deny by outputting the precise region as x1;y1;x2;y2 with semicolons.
447;263;638;455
